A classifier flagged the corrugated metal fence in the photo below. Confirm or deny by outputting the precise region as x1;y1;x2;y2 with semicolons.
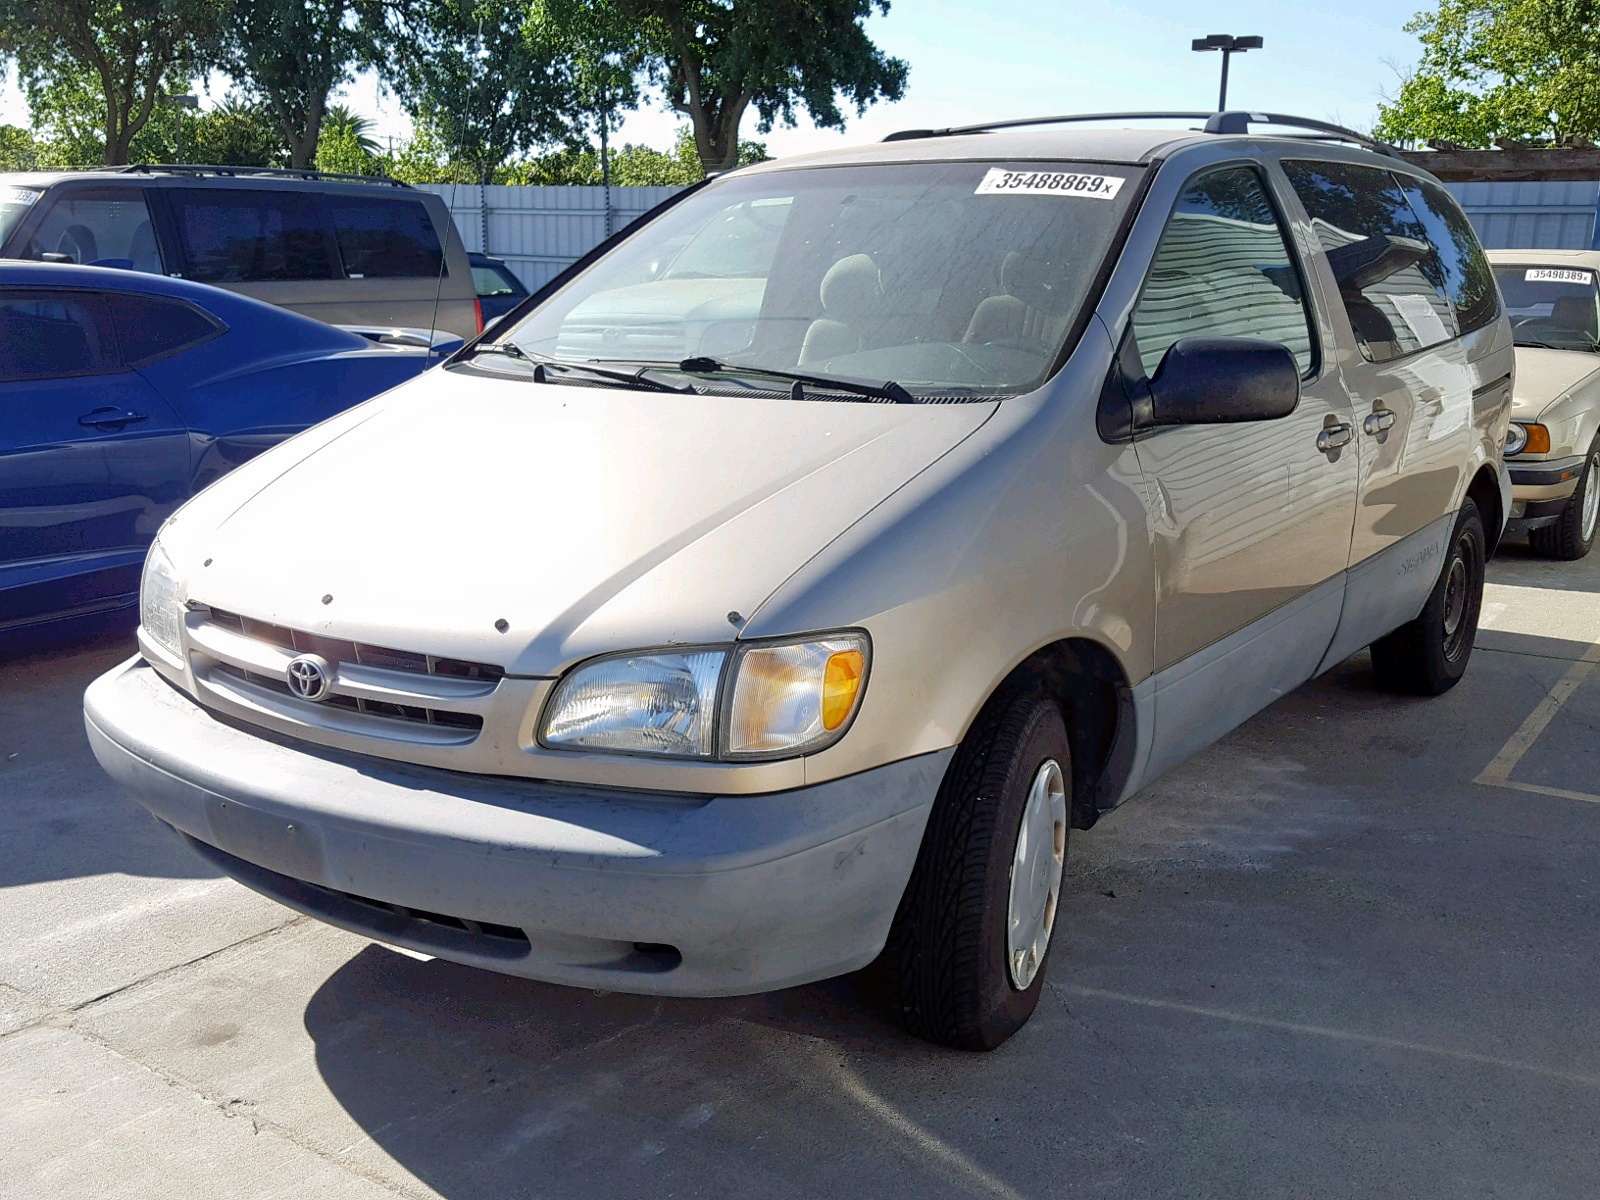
1442;180;1600;250
416;184;684;289
422;180;1600;283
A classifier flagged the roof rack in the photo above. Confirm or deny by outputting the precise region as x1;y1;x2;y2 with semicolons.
883;110;1401;159
113;163;412;187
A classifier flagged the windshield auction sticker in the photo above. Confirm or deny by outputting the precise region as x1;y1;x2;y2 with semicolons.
0;186;39;206
975;169;1124;199
1526;268;1594;284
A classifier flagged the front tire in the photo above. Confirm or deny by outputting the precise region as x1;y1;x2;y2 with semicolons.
1530;437;1600;561
1370;500;1486;696
886;692;1070;1050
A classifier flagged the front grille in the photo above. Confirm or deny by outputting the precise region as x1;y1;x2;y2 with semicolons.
205;607;503;682
213;663;484;733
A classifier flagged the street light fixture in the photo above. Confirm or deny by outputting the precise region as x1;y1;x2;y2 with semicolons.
160;93;199;164
1191;34;1262;112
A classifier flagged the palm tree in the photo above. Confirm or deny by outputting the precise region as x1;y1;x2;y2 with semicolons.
320;104;381;157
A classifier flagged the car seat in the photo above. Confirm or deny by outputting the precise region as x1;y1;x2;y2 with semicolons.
126;220;161;274
56;224;99;265
964;250;1076;351
799;254;883;364
1552;295;1599;342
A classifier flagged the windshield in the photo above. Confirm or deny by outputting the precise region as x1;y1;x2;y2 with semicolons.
1494;264;1600;350
491;161;1143;398
0;185;42;249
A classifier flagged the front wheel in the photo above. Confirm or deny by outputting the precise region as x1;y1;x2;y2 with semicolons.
1530;437;1600;561
1370;500;1486;696
885;692;1070;1050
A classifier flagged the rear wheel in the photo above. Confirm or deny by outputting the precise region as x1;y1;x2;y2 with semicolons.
886;691;1070;1050
1530;438;1600;561
1370;500;1486;696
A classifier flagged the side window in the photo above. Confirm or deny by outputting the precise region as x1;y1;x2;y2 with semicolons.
1400;178;1500;336
472;264;520;296
22;190;164;274
1282;160;1461;363
106;295;222;365
0;291;118;381
328;197;443;278
1131;166;1316;379
170;189;336;283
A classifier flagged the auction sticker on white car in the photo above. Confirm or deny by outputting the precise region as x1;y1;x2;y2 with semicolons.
1526;268;1594;284
975;169;1124;199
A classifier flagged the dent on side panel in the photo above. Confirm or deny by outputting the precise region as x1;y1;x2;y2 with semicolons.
744;322;1157;788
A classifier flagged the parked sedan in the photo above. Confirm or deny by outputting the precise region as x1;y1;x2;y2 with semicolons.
1;262;451;646
1488;249;1600;558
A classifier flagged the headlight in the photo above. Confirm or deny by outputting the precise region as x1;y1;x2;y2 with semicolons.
1505;422;1529;456
540;632;870;760
139;540;184;659
542;649;726;756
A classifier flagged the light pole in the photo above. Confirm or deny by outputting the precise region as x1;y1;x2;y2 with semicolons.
1191;34;1262;112
160;93;199;163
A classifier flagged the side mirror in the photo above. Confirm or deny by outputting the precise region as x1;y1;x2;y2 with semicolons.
1148;336;1300;426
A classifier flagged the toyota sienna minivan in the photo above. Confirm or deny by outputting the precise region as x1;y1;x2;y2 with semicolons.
85;112;1513;1049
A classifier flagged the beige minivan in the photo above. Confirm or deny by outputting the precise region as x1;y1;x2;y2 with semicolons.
0;167;480;337
85;113;1512;1049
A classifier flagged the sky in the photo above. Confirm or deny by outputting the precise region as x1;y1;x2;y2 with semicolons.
0;0;1427;159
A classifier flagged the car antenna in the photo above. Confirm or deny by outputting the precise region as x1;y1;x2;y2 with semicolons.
427;178;457;372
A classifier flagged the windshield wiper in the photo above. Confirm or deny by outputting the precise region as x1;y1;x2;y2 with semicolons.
467;342;693;393
657;356;919;403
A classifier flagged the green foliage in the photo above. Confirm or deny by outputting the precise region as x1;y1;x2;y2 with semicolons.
532;0;906;173
0;0;227;163
315;125;383;175
505;125;768;185
1377;0;1600;146
374;0;576;184
0;123;38;170
187;96;288;166
224;0;372;168
380;115;478;184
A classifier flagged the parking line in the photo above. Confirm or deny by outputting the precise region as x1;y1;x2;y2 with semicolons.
1475;641;1600;796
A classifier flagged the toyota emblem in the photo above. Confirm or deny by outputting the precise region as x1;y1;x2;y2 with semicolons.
285;653;334;702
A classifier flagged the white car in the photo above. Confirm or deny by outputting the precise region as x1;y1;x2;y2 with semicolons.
1488;249;1600;558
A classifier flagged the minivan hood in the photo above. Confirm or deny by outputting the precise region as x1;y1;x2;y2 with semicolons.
182;367;995;675
1511;346;1600;420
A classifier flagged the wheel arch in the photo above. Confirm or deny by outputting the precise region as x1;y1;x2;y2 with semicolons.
970;636;1138;831
1467;462;1505;556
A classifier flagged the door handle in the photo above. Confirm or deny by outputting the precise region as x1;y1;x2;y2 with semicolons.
1317;422;1354;453
1364;408;1397;436
78;407;149;429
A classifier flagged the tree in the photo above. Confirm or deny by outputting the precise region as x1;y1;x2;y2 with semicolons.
322;103;381;156
508;124;767;184
224;0;372;169
1376;0;1600;147
188;96;288;166
376;0;575;185
532;0;907;174
0;0;225;164
0;123;38;169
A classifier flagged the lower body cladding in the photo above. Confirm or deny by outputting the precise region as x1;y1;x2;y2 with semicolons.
84;657;950;997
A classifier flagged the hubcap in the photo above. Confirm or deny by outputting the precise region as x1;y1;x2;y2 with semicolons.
1006;759;1067;990
1441;526;1481;663
1442;556;1468;638
1582;454;1599;543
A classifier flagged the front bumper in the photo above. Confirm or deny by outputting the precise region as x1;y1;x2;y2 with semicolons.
84;657;948;996
1508;456;1586;529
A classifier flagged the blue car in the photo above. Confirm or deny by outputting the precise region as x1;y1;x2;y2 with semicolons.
1;262;457;646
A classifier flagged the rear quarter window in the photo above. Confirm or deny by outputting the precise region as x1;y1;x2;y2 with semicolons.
107;294;222;365
329;196;444;278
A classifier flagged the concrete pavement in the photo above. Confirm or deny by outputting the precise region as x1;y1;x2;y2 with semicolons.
3;537;1599;1198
